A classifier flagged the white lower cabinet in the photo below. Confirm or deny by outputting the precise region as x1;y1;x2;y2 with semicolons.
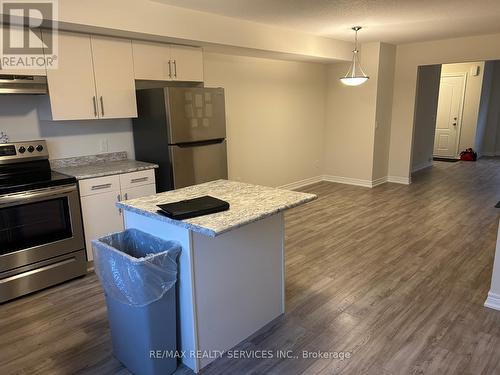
79;170;156;261
122;184;156;201
81;190;123;262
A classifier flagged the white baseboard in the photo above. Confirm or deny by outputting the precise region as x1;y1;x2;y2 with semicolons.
372;176;388;187
278;174;411;191
412;161;433;173
322;174;373;188
387;176;411;185
278;175;323;190
484;291;500;311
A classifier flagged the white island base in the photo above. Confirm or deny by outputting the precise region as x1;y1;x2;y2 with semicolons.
124;210;285;372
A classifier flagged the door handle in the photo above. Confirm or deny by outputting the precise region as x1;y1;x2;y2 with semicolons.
92;96;97;117
173;60;177;78
168;60;172;79
130;177;149;184
0;185;77;208
100;96;105;117
117;194;122;215
91;183;112;191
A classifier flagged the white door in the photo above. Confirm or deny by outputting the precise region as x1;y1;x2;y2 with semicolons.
433;74;466;158
44;31;98;120
170;45;204;82
80;191;124;261
91;35;137;119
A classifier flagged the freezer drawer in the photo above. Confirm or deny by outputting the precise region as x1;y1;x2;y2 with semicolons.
170;140;228;189
167;87;226;144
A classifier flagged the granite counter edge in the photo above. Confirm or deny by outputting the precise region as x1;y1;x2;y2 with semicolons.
116;194;317;237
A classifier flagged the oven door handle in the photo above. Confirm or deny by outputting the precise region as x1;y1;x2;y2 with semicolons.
0;184;77;208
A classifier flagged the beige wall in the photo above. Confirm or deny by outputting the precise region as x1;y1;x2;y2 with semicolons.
482;61;500;155
440;62;485;152
323;42;396;183
323;43;380;182
388;33;500;180
476;61;494;155
372;43;396;180
203;52;327;187
410;65;442;171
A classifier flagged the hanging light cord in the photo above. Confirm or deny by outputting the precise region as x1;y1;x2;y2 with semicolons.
344;26;368;79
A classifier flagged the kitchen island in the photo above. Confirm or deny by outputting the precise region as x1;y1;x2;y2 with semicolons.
117;180;316;372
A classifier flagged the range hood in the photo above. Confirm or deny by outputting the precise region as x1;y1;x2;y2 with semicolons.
0;75;48;94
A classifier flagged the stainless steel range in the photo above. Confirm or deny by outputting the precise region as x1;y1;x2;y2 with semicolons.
0;140;86;303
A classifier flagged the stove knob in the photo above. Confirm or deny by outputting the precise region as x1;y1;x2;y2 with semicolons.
18;146;26;154
27;145;35;153
36;144;44;152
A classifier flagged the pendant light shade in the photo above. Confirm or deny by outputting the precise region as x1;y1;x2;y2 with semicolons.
340;26;369;87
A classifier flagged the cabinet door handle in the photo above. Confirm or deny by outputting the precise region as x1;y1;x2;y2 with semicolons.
168;60;172;79
91;183;112;190
100;96;105;116
124;193;128;200
173;60;177;78
131;177;148;184
92;96;97;117
117;194;122;215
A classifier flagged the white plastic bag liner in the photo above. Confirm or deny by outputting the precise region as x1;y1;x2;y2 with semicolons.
92;228;181;307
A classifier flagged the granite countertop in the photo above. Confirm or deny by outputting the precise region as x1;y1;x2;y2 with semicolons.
51;152;158;180
117;179;317;237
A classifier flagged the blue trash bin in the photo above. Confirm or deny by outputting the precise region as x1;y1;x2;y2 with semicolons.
92;229;181;375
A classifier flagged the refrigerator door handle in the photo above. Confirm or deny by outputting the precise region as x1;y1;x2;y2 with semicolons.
169;139;228;189
174;138;225;148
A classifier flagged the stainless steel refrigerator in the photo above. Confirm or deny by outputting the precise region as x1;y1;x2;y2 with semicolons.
132;87;228;192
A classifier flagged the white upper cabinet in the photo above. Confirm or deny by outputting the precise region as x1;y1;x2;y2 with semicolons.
91;36;137;119
132;41;171;81
0;26;46;76
170;45;204;82
132;40;203;82
42;32;137;121
44;31;97;120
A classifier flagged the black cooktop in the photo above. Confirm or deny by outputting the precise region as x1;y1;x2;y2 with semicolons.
0;159;76;195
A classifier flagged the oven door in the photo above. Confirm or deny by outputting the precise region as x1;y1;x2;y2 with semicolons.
0;184;85;272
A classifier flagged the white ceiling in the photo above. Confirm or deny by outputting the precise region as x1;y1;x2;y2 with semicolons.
152;0;500;44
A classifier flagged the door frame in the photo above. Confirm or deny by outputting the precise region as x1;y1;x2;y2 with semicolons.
434;72;468;159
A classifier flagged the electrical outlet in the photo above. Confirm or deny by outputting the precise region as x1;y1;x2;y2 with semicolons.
99;139;109;153
0;131;8;144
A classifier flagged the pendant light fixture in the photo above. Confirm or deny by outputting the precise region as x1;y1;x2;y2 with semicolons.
340;26;369;86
